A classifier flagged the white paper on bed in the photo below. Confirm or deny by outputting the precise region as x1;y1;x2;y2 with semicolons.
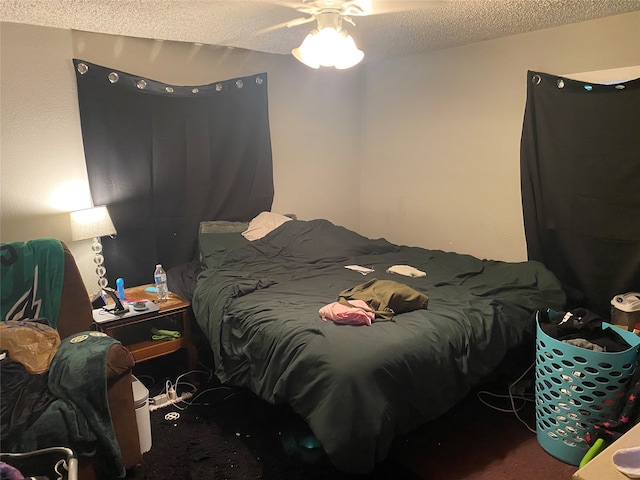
386;264;426;277
344;265;375;275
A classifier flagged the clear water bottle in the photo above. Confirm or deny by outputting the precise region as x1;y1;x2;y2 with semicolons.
154;264;168;301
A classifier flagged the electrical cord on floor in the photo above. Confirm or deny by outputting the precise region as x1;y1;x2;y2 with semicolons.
134;373;156;387
149;367;235;412
170;385;235;411
476;362;537;433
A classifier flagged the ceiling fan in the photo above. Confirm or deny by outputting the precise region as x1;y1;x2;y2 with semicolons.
260;1;436;69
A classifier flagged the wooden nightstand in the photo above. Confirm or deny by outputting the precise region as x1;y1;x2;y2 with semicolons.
94;284;198;370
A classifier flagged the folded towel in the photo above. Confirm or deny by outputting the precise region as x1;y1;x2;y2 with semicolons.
151;327;181;341
386;265;426;278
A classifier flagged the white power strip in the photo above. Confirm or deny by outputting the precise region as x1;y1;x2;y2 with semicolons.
149;391;193;411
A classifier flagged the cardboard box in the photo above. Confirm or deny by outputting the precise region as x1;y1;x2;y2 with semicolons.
572;422;640;480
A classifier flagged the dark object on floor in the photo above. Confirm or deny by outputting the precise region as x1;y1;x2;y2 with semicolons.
126;354;578;480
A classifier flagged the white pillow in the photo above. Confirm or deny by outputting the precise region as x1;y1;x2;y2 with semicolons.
242;211;292;241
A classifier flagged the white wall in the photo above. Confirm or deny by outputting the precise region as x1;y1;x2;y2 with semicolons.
2;12;639;292
360;11;640;262
0;23;362;292
1;25;88;238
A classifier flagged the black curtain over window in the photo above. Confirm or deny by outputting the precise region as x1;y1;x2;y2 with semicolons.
521;70;640;317
74;59;274;287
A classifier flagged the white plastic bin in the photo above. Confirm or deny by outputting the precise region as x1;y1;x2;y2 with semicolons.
131;375;152;454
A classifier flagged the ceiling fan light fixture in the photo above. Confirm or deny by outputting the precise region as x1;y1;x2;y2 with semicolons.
292;30;322;69
333;31;364;69
292;12;364;70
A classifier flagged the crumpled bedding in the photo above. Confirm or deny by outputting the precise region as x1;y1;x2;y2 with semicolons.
192;218;566;474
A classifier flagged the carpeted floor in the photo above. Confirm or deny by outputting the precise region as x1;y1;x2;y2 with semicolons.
126;352;579;480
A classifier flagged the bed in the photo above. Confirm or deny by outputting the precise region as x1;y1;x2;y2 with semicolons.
190;217;566;474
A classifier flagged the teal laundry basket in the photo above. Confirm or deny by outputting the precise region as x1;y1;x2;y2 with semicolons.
535;311;640;466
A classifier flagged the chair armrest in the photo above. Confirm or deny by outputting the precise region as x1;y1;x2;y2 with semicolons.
105;344;142;470
49;334;142;477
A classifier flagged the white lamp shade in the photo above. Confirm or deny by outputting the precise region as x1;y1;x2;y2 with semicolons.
292;27;364;70
70;205;116;241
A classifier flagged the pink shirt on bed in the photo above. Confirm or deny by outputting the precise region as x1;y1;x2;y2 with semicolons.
319;299;375;326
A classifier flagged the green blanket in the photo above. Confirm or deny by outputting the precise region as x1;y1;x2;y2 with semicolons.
16;332;125;479
1;238;64;329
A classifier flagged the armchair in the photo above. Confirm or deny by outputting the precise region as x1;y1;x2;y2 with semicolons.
0;239;142;479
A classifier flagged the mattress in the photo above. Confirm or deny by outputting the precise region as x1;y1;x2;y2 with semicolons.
192;218;566;473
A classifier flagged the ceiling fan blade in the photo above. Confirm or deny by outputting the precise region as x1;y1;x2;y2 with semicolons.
286;16;317;28
259;0;441;19
259;0;320;15
346;1;442;16
250;0;441;41
260;0;439;16
252;15;315;38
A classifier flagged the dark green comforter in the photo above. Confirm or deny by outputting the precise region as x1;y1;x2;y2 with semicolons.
192;219;565;473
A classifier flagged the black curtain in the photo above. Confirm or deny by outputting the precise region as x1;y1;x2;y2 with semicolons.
74;59;274;287
520;70;640;317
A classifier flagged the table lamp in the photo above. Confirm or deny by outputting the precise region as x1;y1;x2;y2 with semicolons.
70;205;116;291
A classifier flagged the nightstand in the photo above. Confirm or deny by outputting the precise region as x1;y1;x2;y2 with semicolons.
93;284;198;371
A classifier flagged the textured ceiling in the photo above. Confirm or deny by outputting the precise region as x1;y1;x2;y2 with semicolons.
2;0;640;63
